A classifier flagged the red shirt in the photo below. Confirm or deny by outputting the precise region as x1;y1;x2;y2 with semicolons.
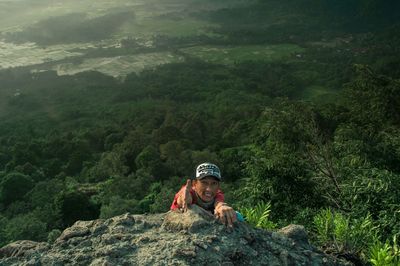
170;184;225;210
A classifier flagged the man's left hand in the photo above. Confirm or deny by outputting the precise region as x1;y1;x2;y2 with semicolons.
215;202;237;227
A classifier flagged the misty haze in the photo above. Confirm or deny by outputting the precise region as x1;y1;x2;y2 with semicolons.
0;0;239;77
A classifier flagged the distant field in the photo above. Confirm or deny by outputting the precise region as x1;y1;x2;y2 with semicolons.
0;0;238;75
0;41;84;69
118;17;220;38
51;52;185;78
180;44;305;64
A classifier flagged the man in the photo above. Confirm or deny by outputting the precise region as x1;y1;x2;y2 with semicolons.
170;162;238;227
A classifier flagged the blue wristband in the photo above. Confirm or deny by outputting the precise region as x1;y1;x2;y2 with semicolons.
236;211;245;222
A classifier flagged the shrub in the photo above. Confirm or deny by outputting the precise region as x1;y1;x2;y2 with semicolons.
313;208;335;245
0;172;34;206
369;236;400;266
149;187;175;213
99;196;140;219
4;213;47;243
313;208;378;259
0;215;8;247
240;201;276;230
55;191;100;227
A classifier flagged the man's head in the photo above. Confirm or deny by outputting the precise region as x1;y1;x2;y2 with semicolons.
195;162;221;181
193;163;221;202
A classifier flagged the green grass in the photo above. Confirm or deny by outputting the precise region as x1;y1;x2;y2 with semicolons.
180;44;305;64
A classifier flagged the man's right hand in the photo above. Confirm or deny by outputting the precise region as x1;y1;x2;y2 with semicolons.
178;179;192;212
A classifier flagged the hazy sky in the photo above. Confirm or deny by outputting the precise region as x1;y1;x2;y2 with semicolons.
0;0;144;31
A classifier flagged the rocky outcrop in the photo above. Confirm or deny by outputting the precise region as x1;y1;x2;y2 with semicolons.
0;205;352;265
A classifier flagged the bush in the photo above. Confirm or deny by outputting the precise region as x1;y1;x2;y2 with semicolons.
369;236;400;266
149;187;175;213
313;208;378;259
4;213;47;244
99;196;139;219
0;172;34;206
313;208;335;245
341;168;400;239
55;191;100;227
0;215;8;247
240;201;276;230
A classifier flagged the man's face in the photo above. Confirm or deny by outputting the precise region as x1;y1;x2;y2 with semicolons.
193;176;220;202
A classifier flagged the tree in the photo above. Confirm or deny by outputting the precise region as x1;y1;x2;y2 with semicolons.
159;140;187;176
151;126;183;145
345;65;400;127
135;145;166;177
88;151;129;182
55;191;100;227
3;213;47;244
0;172;34;206
99;196;140;219
341;66;400;172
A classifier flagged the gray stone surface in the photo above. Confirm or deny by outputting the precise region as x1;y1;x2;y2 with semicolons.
0;205;352;265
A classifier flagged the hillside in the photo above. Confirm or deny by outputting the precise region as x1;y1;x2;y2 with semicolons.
1;0;400;265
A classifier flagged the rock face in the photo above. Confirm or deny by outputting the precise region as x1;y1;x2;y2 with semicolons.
0;205;352;265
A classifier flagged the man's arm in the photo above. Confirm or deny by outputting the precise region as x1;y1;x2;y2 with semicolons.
171;179;193;211
214;201;237;227
213;189;237;227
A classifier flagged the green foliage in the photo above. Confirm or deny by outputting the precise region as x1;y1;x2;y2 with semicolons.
340;66;400;172
313;209;378;257
369;236;400;266
28;179;64;208
3;201;29;217
340;168;400;238
237;104;323;220
0;214;7;247
313;208;336;245
345;65;400;128
3;213;47;243
47;229;62;244
348;215;379;256
333;213;350;247
149;187;175;213
99;196;139;219
219;146;253;182
0;172;34;206
159;140;188;176
240;201;276;230
88;151;129;182
135;145;164;177
55;191;100;227
101;171;154;202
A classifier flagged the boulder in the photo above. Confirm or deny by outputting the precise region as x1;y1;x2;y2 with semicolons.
278;224;311;249
0;206;352;265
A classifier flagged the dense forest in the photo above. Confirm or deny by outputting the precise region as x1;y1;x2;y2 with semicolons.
0;0;399;264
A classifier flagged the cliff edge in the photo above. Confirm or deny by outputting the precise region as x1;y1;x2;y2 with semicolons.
0;205;351;265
